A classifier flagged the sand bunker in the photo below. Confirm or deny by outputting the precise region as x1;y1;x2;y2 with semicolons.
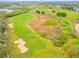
8;23;14;29
75;24;79;33
14;39;28;53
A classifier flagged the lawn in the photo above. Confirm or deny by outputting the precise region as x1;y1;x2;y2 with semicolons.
7;13;65;58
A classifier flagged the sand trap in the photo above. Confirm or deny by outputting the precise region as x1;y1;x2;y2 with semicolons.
14;39;28;53
75;24;79;33
8;23;14;29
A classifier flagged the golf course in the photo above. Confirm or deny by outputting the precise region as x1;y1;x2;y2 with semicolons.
6;5;79;58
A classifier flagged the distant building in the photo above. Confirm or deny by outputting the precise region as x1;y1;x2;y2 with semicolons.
55;5;62;9
0;8;15;13
73;7;79;12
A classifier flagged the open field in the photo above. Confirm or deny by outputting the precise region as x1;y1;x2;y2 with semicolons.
0;0;79;58
6;5;79;58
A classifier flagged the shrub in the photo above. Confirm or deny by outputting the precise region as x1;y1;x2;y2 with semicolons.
36;10;40;14
41;11;45;14
56;12;67;17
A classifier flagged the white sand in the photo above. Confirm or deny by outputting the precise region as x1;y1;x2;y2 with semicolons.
14;39;28;53
75;24;79;33
8;23;14;29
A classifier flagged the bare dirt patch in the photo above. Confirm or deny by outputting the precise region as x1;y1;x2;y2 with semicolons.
30;15;52;33
30;15;57;39
29;14;62;45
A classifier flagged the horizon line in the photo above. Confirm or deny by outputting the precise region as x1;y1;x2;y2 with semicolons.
0;0;78;2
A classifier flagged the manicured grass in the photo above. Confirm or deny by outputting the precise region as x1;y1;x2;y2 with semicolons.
7;13;65;58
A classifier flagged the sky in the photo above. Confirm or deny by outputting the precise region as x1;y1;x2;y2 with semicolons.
0;0;78;1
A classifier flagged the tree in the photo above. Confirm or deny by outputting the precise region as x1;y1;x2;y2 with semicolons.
0;17;7;57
